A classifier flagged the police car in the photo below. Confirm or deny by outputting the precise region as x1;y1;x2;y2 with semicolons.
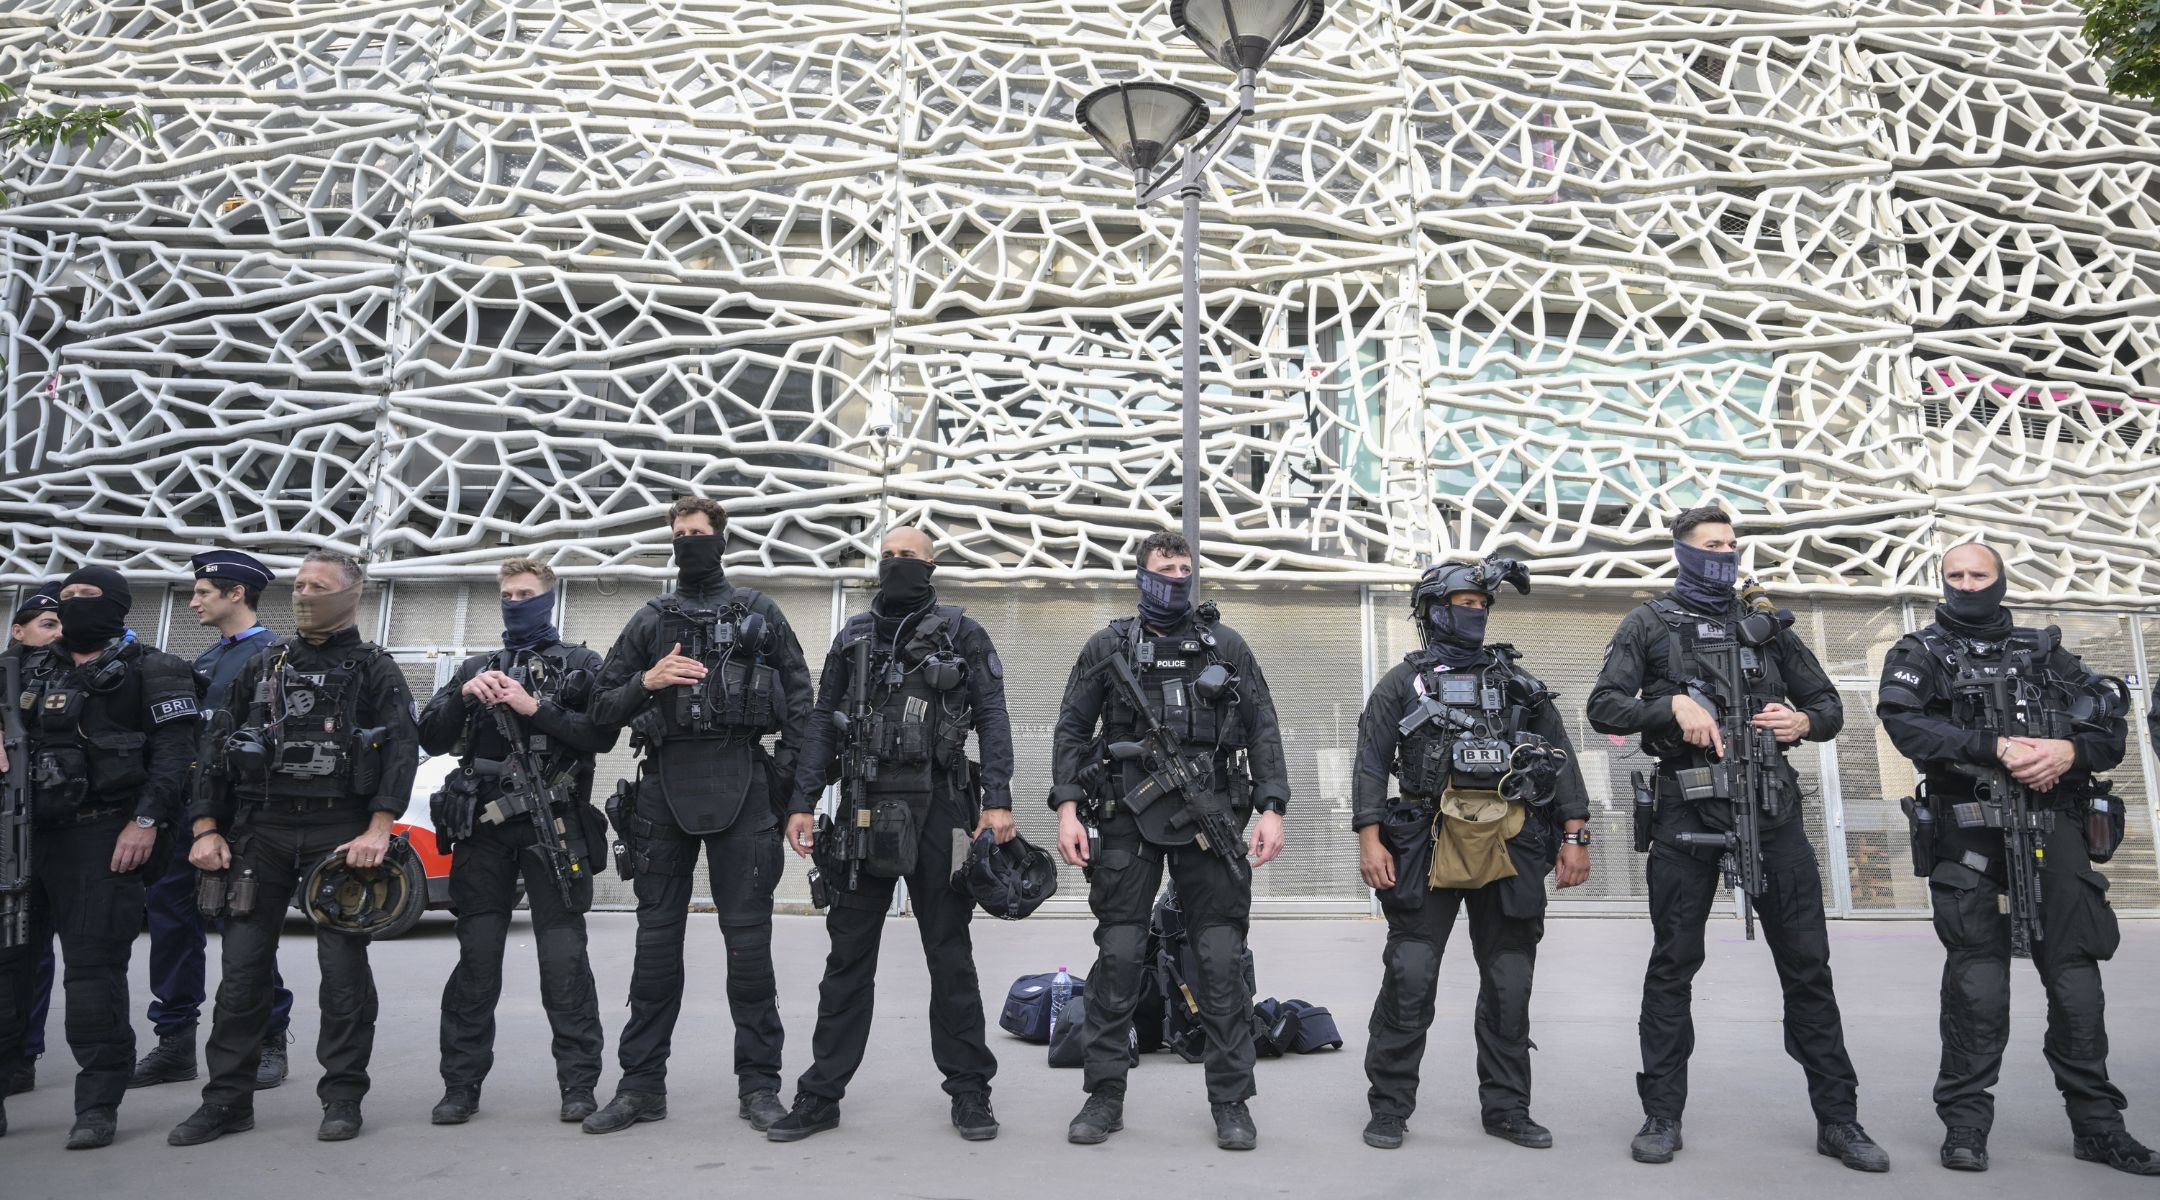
394;752;460;913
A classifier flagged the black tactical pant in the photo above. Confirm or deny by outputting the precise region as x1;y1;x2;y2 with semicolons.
1638;813;1859;1123
1084;816;1254;1104
616;779;784;1098
202;807;379;1108
1366;884;1543;1122
796;787;995;1104
1929;818;2125;1135
439;814;603;1095
0;817;143;1117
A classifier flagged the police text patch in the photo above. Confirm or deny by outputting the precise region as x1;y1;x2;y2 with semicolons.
152;696;199;724
1891;670;1921;687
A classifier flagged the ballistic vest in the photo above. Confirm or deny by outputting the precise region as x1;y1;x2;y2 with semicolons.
839;605;974;799
1396;651;1528;797
645;593;782;740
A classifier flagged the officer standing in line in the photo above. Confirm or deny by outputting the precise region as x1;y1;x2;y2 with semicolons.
0;566;199;1148
420;557;615;1127
1050;529;1289;1152
1354;558;1591;1152
129;551;296;1092
579;496;810;1137
1586;505;1889;1172
1876;542;2158;1176
4;583;63;1098
770;525;1015;1143
169;550;420;1145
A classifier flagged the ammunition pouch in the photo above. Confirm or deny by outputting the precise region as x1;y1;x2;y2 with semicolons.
28;746;89;821
2085;784;2127;864
84;731;150;795
429;770;480;853
194;869;230;918
864;797;919;880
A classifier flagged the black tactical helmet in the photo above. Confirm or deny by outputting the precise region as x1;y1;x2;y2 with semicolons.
952;829;1059;920
302;834;426;938
1411;556;1531;620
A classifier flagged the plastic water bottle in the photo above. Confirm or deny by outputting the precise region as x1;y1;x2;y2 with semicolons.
1048;966;1072;1041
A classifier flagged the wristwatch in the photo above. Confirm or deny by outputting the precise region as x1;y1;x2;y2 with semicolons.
134;815;159;830
1561;827;1591;847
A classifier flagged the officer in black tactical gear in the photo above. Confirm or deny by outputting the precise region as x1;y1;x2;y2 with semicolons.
5;582;62;1099
169;551;420;1146
1587;505;1888;1172
770;525;1015;1144
1877;541;2157;1177
0;566;197;1148
130;550;296;1093
1354;558;1591;1152
419;557;617;1127
1050;530;1289;1152
580;496;810;1137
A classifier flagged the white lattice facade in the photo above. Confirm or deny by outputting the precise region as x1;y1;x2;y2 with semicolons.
3;0;2158;910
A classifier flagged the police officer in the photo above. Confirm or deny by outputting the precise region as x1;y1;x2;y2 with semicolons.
5;583;62;1098
0;566;198;1148
420;557;614;1126
129;551;296;1092
1877;542;2158;1176
1587;505;1888;1171
580;496;810;1136
770;526;1015;1143
169;551;420;1145
1051;530;1289;1152
1354;558;1591;1151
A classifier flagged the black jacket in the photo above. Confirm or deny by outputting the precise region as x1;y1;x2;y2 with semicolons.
1353;644;1588;830
20;637;198;827
417;640;619;771
1048;608;1290;812
1587;591;1843;752
791;594;1015;814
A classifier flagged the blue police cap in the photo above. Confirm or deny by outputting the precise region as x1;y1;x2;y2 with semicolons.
12;580;61;622
190;550;274;591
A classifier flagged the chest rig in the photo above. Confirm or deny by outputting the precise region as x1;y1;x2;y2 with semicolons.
457;644;593;778
843;605;973;796
225;643;385;800
1642;598;1784;761
18;643;141;818
642;592;781;742
1396;653;1520;797
1102;616;1244;751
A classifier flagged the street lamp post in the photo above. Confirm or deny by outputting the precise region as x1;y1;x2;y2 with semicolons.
1077;0;1325;595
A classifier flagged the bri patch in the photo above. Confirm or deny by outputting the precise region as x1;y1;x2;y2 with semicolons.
151;696;199;724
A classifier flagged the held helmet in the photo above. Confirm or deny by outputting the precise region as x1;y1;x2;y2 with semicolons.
302;834;427;939
1410;556;1531;622
951;829;1059;920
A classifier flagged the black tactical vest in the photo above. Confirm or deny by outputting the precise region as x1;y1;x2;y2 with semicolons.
842;605;974;798
19;642;156;821
1640;598;1787;762
1396;654;1524;797
645;593;783;740
455;643;596;798
233;643;384;800
1101;617;1245;750
1917;625;2091;803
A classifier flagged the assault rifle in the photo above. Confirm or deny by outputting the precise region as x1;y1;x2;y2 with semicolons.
826;636;878;890
1;653;30;948
1097;651;1246;881
1669;580;1792;942
1945;662;2052;959
473;700;582;909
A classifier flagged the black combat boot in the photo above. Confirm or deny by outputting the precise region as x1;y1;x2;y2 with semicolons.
431;1085;480;1125
2075;1130;2160;1176
8;1056;35;1095
66;1107;117;1150
318;1100;363;1142
168;1103;254;1146
1067;1090;1124;1145
559;1088;597;1124
255;1033;290;1089
951;1093;998;1142
1484;1111;1553;1149
1818;1122;1890;1172
738;1088;786;1131
129;1030;198;1088
1211;1101;1257;1151
765;1095;840;1143
1631;1116;1682;1164
1941;1126;1988;1171
1362;1113;1406;1149
581;1090;667;1135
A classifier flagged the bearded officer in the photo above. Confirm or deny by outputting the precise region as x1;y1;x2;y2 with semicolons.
129;550;296;1093
1877;542;2157;1176
770;526;1015;1143
1586;505;1888;1172
0;566;198;1147
1051;529;1288;1152
421;557;616;1126
169;551;420;1145
579;496;810;1136
1355;558;1590;1151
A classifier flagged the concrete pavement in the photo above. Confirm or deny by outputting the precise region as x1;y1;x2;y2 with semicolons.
4;912;2158;1199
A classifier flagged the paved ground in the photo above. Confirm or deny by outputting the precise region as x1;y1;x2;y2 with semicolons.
5;912;2159;1199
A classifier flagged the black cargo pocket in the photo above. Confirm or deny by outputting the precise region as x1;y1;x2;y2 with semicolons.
1928;859;1999;952
2072;868;2121;962
1378;804;1435;911
86;731;150;793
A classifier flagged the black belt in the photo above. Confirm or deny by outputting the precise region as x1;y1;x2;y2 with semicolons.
248;795;364;816
36;805;125;831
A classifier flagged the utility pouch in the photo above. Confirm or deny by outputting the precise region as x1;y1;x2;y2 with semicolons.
226;867;259;918
1631;770;1655;854
430;772;479;852
348;727;386;796
2086;787;2127;864
195;870;229;918
605;777;639;881
865;797;919;879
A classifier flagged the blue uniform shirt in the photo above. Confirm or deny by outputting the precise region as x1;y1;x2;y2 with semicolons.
193;625;277;708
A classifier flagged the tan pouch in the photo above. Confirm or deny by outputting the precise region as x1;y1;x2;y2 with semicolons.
1429;787;1526;891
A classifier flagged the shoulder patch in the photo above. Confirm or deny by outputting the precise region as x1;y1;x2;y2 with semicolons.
151;695;199;724
1889;668;1922;688
987;650;1003;680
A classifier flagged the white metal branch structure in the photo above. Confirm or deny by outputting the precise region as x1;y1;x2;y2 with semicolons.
0;0;2156;605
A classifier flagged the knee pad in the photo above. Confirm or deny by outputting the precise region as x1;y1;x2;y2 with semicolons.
1481;950;1535;1043
61;969;126;1037
1091;924;1148;1010
723;927;776;1006
1381;939;1441;1029
1190;926;1249;1016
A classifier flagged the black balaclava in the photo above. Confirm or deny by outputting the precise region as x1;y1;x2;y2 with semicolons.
673;534;727;594
1135;568;1193;630
1937;545;2013;639
875;556;936;615
57;565;132;653
502;590;559;652
1672;540;1739;612
1424;600;1490;654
